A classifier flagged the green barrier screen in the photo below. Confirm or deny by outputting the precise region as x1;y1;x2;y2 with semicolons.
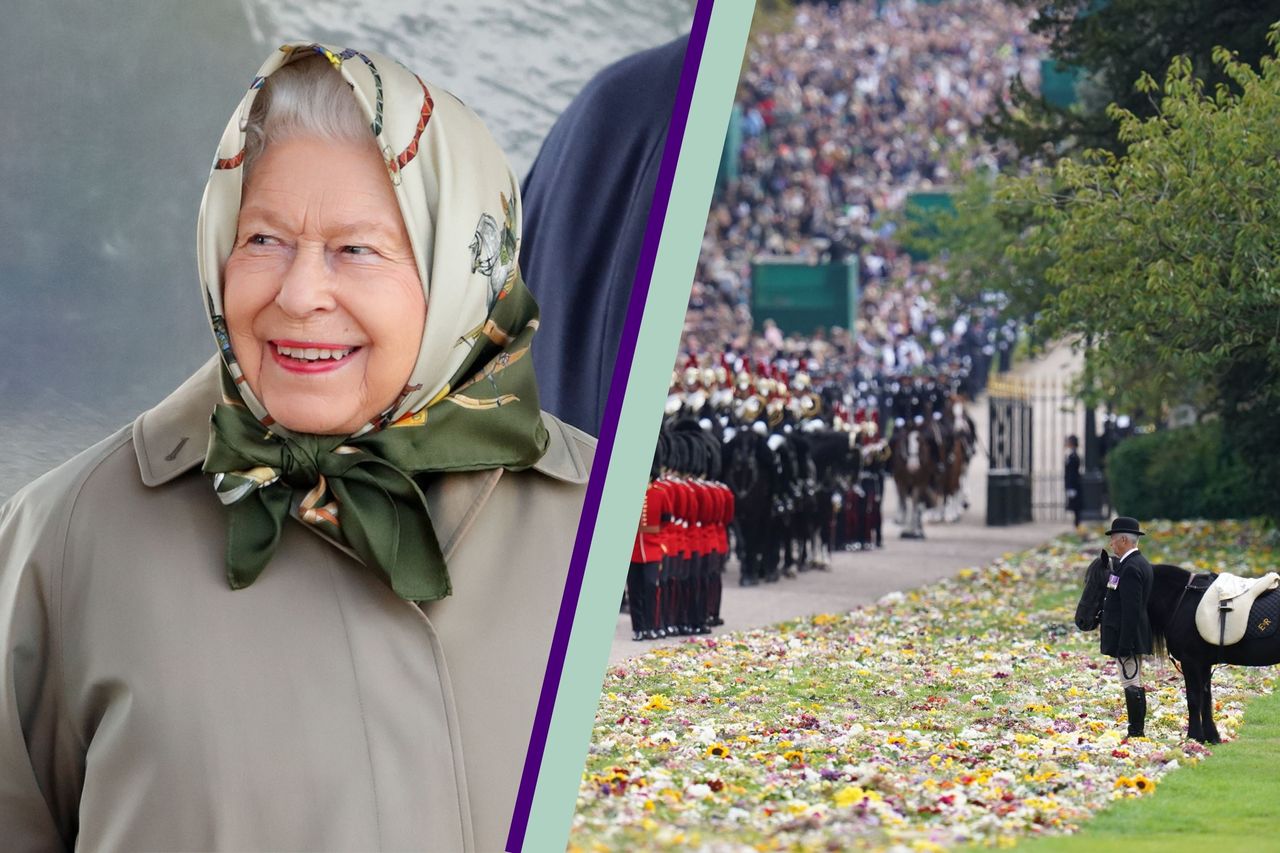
750;259;859;336
903;190;955;259
1040;59;1082;109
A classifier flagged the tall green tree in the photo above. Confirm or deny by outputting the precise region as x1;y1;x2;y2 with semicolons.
1001;36;1280;516
988;0;1280;159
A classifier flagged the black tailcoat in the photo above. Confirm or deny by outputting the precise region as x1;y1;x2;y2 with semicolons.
1100;550;1154;657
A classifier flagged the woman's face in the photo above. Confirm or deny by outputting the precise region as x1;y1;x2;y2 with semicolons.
224;135;426;435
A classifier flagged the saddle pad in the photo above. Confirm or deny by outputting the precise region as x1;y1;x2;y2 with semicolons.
1196;571;1280;645
1244;588;1280;641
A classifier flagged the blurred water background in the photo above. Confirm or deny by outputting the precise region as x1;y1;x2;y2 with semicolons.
1;0;693;501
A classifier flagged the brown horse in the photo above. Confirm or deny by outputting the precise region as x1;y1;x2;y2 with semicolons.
890;424;938;539
939;398;976;522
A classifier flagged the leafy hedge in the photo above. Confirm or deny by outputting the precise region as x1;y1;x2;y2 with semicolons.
1105;421;1261;520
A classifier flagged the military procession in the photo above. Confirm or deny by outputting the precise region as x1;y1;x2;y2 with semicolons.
627;344;982;640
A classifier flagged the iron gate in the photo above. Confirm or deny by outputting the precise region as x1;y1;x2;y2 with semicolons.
987;376;1084;524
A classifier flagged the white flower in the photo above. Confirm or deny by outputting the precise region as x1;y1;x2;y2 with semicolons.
690;725;718;744
686;782;712;799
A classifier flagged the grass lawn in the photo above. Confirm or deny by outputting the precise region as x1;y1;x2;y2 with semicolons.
1017;687;1280;852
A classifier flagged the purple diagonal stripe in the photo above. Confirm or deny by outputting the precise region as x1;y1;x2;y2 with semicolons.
505;1;716;849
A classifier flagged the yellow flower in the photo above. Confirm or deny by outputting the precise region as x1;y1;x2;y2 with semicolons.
833;786;866;808
1114;776;1133;789
705;743;732;759
783;750;805;764
912;841;945;852
1132;775;1157;794
887;734;908;746
812;613;839;626
642;694;673;712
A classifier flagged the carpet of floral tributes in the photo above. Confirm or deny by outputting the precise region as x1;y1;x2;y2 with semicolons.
570;520;1279;851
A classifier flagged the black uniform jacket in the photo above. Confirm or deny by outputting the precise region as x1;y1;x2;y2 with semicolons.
1064;450;1082;511
1100;550;1154;657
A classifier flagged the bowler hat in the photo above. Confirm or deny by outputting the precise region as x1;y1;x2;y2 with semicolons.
1105;516;1145;537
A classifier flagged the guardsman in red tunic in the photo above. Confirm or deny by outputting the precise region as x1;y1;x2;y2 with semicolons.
652;472;677;639
660;458;689;636
709;479;734;626
628;476;668;640
672;473;695;635
689;477;713;635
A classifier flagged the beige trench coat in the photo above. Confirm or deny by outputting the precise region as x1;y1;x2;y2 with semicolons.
0;359;594;852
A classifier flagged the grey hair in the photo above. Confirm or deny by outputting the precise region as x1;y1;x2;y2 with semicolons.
243;54;374;180
1112;532;1138;551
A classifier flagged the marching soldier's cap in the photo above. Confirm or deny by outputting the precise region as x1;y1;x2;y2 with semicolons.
1104;516;1146;537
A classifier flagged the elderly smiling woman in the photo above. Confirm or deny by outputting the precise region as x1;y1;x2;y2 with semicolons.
0;44;593;851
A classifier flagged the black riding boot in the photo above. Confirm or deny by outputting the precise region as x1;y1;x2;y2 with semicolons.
1124;686;1146;738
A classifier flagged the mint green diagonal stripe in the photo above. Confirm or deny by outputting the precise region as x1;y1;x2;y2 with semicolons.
522;3;756;850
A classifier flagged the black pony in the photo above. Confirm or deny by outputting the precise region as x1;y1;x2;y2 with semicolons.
1075;551;1280;743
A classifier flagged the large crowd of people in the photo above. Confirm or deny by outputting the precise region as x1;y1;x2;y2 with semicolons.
684;0;1043;377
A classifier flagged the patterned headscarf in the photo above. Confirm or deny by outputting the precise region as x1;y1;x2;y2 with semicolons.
200;43;549;601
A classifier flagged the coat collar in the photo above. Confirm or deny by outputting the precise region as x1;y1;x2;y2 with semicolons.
133;357;589;557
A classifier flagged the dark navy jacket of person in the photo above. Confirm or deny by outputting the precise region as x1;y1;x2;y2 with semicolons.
1063;435;1082;527
519;35;689;435
1100;516;1154;737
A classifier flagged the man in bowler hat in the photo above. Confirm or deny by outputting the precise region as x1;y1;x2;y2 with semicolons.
1100;516;1154;737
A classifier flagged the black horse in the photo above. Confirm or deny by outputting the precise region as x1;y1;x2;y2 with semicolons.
1075;551;1280;743
725;430;778;584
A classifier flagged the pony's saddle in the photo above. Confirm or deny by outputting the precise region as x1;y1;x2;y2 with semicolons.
1194;571;1280;646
